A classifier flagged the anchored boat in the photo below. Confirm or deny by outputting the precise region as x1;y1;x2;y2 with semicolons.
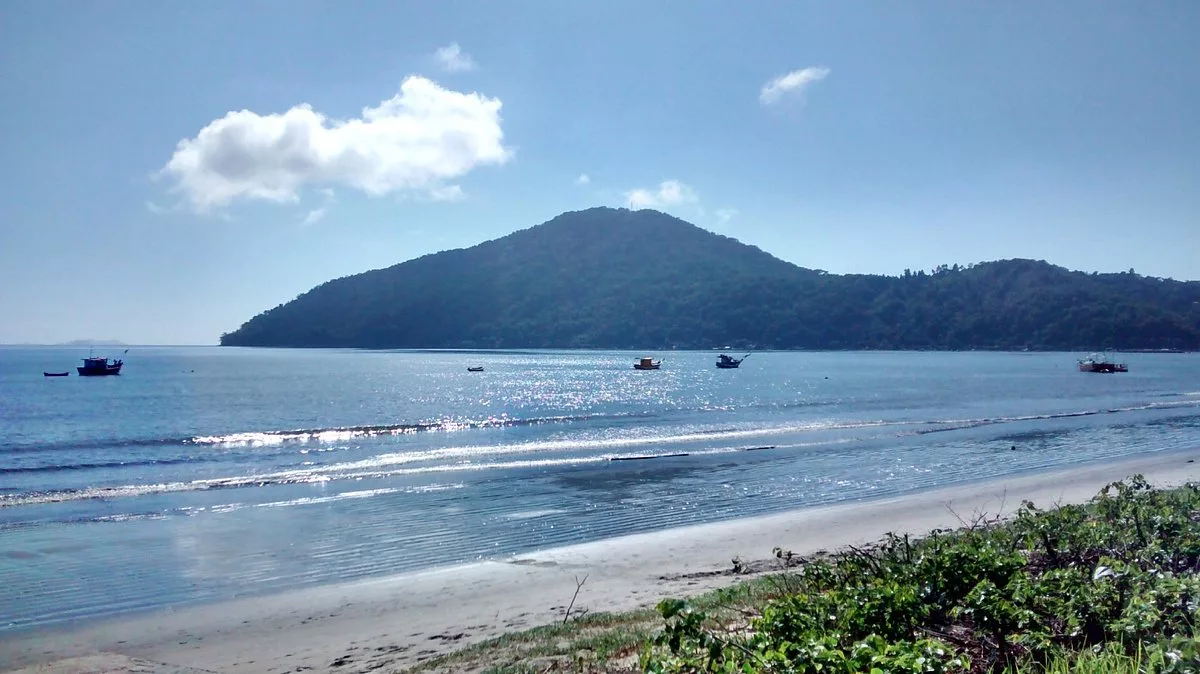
1078;352;1128;373
77;355;123;376
633;357;662;370
716;353;749;369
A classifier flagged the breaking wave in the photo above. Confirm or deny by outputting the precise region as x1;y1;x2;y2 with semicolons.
912;400;1200;436
0;411;656;455
4;399;1196;509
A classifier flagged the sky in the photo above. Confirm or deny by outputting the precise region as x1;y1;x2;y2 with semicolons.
1;1;1198;345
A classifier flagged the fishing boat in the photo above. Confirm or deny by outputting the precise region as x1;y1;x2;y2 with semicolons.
1078;352;1128;373
467;366;484;372
633;357;662;370
43;371;70;377
77;355;123;376
716;353;749;369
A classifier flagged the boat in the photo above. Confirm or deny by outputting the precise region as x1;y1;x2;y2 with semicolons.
716;353;749;369
77;355;123;376
43;371;69;377
633;357;662;370
1078;352;1128;373
467;366;484;372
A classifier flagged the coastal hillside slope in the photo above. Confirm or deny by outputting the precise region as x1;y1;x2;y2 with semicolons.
220;207;1200;350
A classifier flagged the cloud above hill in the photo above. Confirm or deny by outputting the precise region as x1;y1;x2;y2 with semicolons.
625;180;697;210
161;76;511;211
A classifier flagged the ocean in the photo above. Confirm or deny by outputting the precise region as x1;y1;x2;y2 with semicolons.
1;347;1198;630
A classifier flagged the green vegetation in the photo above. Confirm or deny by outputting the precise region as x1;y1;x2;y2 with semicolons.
641;477;1200;673
220;207;1200;351
409;575;791;673
1007;646;1159;674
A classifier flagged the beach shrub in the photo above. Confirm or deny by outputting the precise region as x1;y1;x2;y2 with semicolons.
641;477;1200;673
644;599;965;674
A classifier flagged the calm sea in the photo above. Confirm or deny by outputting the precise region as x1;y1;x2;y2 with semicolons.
1;347;1198;629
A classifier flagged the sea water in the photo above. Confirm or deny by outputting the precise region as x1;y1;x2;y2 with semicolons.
1;347;1198;629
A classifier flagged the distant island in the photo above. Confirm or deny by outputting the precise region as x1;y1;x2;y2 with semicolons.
220;207;1200;351
59;340;128;347
0;340;133;347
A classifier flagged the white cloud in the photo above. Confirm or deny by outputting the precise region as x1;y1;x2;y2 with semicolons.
434;42;477;72
300;208;327;226
716;208;738;225
576;173;590;186
145;200;169;214
161;76;511;211
300;187;336;224
428;184;465;202
759;66;830;105
626;179;697;210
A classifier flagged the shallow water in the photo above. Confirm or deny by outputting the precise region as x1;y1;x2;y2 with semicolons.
1;347;1198;629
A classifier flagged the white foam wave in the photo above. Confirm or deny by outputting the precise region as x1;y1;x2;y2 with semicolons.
187;414;585;447
77;485;466;521
502;509;568;520
294;420;892;474
914;400;1200;435
190;428;416;447
9;400;1194;509
252;487;403;508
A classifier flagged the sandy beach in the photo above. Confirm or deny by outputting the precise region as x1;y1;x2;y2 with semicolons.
4;449;1199;674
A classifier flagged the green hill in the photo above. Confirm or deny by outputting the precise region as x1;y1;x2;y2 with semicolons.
220;207;1200;350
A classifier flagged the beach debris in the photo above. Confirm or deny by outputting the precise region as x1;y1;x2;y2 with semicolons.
562;574;589;624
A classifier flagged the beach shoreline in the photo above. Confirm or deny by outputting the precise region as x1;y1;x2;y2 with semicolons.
5;449;1200;674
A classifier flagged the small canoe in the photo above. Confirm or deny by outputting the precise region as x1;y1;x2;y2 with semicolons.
43;371;70;377
467;366;484;372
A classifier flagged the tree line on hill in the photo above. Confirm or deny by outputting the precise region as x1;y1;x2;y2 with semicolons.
220;208;1200;351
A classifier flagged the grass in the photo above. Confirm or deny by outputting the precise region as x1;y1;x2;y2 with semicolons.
408;609;658;673
1009;645;1156;673
408;574;799;673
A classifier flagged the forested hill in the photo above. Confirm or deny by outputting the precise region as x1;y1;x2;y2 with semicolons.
220;207;1200;351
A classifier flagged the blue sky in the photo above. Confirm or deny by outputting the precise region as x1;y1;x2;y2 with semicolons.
1;1;1197;344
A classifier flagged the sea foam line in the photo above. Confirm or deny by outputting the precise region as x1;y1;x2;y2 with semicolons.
0;411;654;455
0;443;805;508
5;401;1195;508
0;419;890;475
